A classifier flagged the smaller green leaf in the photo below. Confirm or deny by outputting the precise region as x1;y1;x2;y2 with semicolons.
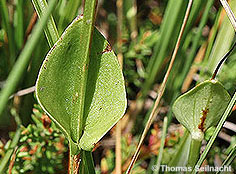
173;80;231;140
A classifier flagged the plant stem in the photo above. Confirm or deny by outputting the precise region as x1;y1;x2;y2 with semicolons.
79;151;95;174
69;153;80;174
125;1;193;173
77;0;98;141
31;0;59;47
187;138;201;173
192;91;236;174
68;0;98;173
0;0;58;119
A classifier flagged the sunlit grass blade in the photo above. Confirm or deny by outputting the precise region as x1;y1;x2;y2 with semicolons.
207;0;236;73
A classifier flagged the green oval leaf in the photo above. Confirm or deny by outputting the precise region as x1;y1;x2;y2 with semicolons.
172;80;230;140
36;16;127;153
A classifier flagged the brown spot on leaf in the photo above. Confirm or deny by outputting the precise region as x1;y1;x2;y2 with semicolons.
99;43;112;54
198;107;209;132
72;92;79;103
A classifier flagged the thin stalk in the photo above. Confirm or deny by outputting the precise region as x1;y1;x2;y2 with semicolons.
187;139;201;173
68;0;98;173
115;0;123;173
9;86;35;99
77;0;98;141
154;116;168;174
31;0;59;47
0;0;16;67
0;0;58;119
192;91;236;174
220;0;236;31
125;1;193;173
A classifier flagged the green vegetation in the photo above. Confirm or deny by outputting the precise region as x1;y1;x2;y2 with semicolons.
0;0;236;173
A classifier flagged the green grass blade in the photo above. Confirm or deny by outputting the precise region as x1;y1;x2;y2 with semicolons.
0;0;58;118
154;116;168;174
142;0;186;96
14;0;24;49
31;0;59;47
0;0;16;67
175;0;214;90
192;91;236;174
207;0;236;73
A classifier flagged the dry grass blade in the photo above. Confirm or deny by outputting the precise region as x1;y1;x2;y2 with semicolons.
115;0;123;173
125;0;194;173
9;86;36;99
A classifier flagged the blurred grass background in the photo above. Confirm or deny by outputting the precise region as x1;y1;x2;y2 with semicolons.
0;0;235;173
